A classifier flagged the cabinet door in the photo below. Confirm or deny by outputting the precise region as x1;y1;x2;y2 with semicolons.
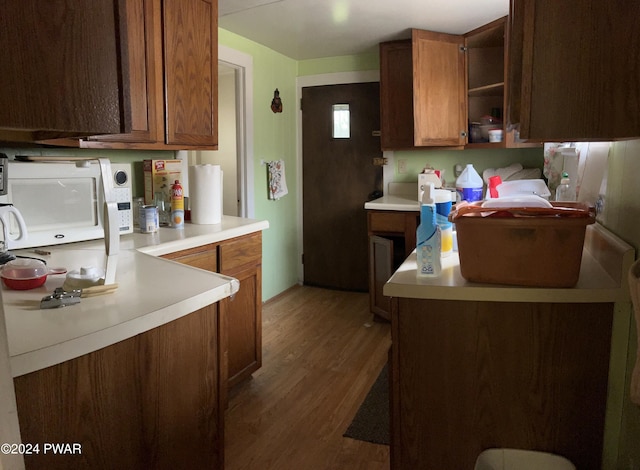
219;264;262;387
380;40;415;150
14;305;223;470
87;0;164;144
412;30;466;147
369;236;393;321
218;232;262;387
0;0;131;141
164;0;218;147
509;0;640;141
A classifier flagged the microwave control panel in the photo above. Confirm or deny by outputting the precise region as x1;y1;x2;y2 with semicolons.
112;164;134;234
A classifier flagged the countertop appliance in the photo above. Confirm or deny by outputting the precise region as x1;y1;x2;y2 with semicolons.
0;159;133;249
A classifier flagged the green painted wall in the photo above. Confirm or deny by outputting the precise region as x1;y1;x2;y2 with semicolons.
219;29;299;301
297;51;379;76
392;147;544;186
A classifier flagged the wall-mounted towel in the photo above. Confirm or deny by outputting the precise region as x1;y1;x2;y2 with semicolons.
629;258;640;406
267;160;288;200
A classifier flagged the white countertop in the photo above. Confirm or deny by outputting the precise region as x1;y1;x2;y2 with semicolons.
384;223;635;303
364;195;420;212
2;216;269;377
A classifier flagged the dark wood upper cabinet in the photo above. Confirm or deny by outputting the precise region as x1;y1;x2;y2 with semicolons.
81;0;218;150
163;0;218;148
380;17;537;151
380;30;466;150
0;0;131;142
31;0;218;150
83;0;164;145
508;0;640;141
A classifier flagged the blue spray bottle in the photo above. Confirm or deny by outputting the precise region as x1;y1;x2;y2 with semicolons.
416;182;441;277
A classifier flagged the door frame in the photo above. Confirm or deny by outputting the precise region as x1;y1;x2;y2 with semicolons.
219;45;255;218
296;71;380;283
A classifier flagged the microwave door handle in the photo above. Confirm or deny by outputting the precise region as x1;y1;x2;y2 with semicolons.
103;201;119;285
104;201;119;256
98;158;119;285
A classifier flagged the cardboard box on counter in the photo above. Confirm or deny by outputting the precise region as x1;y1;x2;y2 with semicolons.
143;159;182;205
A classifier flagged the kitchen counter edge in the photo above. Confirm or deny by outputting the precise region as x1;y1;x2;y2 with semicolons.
4;216;269;377
383;223;634;303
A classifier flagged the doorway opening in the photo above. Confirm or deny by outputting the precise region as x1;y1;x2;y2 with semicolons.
187;46;254;218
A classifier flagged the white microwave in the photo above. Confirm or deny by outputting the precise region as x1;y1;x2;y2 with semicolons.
0;159;133;249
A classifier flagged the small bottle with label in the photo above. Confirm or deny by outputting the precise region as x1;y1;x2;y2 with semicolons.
555;172;575;202
170;180;184;229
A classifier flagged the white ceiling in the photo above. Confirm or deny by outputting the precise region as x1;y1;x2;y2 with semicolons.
218;0;509;60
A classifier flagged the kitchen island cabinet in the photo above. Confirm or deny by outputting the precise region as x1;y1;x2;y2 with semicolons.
384;223;634;470
163;231;263;391
391;298;612;470
508;0;640;141
13;304;223;470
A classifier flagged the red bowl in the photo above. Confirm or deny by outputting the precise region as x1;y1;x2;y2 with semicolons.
1;275;48;290
0;259;66;290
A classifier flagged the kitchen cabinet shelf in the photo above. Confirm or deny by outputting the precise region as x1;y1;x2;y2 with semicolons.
468;82;504;97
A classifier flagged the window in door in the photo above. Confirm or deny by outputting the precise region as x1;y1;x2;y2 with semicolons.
332;104;350;138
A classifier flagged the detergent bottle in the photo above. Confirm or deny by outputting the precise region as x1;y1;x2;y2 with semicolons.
416;183;441;278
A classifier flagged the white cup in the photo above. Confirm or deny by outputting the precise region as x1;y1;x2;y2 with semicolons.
488;129;503;143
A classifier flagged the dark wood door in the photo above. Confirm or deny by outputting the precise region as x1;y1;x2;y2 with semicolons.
302;82;382;291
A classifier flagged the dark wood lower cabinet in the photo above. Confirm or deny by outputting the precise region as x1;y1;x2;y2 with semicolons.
163;231;263;390
14;305;223;470
391;298;613;470
367;210;419;320
369;235;394;319
221;263;262;388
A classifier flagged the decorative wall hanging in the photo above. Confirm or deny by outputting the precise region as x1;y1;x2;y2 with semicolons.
271;88;283;113
266;159;288;200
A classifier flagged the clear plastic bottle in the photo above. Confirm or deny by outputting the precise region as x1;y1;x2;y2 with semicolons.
555;172;575;202
416;183;441;277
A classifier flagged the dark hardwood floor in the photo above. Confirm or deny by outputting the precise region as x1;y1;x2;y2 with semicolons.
224;285;391;470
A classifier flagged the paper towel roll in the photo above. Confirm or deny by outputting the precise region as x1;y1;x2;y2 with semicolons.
189;165;223;224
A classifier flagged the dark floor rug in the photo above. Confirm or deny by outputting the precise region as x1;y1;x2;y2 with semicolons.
343;362;389;445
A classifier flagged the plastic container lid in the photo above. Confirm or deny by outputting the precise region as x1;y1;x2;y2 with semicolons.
434;189;452;203
63;266;105;290
0;258;48;280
